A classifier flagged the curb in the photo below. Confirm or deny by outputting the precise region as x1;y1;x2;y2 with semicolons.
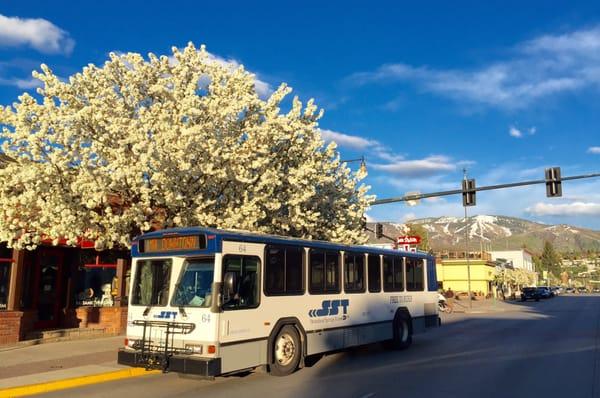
0;367;160;398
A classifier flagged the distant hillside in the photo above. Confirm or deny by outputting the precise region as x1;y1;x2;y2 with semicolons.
366;215;600;254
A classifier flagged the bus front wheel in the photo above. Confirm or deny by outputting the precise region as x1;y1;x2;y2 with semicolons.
270;325;302;376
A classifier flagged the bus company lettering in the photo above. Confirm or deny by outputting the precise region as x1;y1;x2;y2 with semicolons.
389;296;412;304
153;311;177;319
308;299;349;319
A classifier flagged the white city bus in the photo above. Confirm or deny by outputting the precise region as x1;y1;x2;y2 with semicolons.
118;227;440;377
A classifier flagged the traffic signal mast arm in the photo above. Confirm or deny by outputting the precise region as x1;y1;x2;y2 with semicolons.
371;171;600;206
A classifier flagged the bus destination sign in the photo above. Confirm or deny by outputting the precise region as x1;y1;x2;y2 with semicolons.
142;235;205;253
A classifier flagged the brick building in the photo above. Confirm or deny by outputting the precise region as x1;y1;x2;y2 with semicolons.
0;241;130;346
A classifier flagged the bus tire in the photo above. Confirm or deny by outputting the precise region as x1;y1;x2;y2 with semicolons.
270;325;302;376
391;313;412;350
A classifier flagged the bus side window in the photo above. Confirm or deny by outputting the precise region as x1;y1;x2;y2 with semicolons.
265;245;304;296
344;252;365;293
406;257;424;291
368;254;381;293
223;255;260;309
383;255;403;292
309;249;340;294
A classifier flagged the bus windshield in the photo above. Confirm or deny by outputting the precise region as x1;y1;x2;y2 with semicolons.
171;258;214;308
132;259;171;306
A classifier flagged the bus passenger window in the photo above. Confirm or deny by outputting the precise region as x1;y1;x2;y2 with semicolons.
265;246;304;295
383;255;404;292
309;250;340;294
368;255;381;292
406;257;424;291
222;255;260;309
344;253;365;293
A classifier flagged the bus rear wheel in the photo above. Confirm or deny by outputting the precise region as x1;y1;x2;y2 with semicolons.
270;325;301;376
391;315;412;350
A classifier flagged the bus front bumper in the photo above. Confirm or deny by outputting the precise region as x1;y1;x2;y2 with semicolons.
118;348;221;377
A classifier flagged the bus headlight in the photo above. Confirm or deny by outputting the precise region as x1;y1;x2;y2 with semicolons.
185;344;203;354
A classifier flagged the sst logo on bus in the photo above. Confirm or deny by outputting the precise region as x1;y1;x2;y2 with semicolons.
308;299;349;318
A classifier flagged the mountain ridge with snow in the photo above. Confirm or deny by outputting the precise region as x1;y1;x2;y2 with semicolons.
367;215;600;253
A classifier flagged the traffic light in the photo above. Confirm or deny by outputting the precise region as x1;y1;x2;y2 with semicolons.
462;179;476;207
545;167;562;197
375;223;383;239
361;216;367;230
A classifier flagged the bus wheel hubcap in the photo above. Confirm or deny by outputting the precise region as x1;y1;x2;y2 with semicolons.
275;333;296;366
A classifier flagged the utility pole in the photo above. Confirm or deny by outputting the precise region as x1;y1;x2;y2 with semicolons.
463;168;473;309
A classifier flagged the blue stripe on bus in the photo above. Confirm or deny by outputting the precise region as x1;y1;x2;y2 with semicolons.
131;226;434;262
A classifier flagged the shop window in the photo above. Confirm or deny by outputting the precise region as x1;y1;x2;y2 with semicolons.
0;243;12;310
75;251;123;307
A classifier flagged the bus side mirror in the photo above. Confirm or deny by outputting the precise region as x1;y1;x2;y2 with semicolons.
223;272;237;301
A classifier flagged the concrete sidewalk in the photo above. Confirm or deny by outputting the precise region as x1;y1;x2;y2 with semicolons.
449;297;521;313
0;335;158;397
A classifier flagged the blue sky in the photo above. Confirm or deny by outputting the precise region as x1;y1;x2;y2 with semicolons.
1;1;599;229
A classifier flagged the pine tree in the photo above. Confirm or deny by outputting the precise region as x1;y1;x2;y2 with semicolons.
540;241;562;277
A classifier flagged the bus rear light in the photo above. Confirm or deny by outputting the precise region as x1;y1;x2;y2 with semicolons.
124;338;128;347
207;345;216;354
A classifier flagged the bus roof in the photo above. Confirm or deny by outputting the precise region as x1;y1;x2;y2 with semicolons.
131;226;433;260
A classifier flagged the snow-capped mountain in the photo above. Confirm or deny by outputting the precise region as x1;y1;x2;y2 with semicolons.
367;215;600;253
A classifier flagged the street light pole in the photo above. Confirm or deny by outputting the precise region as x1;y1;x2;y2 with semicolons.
463;168;473;309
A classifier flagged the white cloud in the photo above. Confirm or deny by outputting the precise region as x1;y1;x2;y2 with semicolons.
509;126;523;138
319;129;375;150
349;26;600;109
526;202;600;216
588;146;600;154
0;76;41;89
319;128;403;162
371;155;456;177
0;14;74;55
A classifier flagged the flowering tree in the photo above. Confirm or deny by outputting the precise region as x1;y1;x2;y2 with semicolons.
0;43;372;250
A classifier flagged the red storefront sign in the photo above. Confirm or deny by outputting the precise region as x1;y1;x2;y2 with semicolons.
397;235;421;245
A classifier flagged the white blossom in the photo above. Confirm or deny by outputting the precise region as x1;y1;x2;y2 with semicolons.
0;43;373;250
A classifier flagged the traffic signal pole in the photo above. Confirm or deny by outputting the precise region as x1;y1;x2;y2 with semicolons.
371;171;600;205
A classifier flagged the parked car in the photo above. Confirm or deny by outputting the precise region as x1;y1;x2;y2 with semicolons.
593;288;600;293
550;286;562;296
577;287;588;293
536;286;553;298
521;287;540;301
565;287;576;293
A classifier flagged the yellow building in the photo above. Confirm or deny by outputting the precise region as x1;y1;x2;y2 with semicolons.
435;251;497;296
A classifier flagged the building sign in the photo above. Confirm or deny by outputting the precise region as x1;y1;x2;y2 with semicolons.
397;236;421;245
141;235;206;253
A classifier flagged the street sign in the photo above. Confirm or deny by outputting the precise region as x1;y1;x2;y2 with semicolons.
397;236;421;245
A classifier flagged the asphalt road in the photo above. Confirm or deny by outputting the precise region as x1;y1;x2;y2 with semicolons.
42;295;600;398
